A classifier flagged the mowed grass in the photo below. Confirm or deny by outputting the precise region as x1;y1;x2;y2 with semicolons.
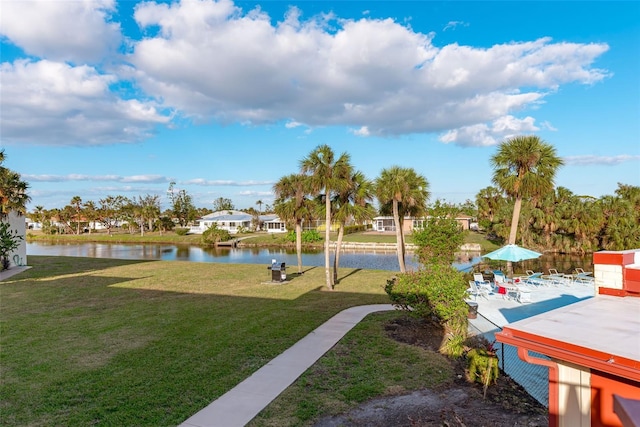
0;256;418;426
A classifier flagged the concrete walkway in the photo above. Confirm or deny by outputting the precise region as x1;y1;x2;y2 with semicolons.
180;304;395;427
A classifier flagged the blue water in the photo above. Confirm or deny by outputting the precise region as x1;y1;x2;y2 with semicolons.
26;242;483;272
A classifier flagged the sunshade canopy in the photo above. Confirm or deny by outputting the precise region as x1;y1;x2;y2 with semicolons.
483;244;542;262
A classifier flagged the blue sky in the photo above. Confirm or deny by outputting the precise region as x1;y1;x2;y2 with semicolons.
1;0;639;212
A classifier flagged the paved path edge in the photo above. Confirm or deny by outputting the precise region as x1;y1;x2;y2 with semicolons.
180;304;396;427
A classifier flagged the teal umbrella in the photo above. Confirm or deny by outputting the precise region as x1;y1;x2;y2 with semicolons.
483;244;542;263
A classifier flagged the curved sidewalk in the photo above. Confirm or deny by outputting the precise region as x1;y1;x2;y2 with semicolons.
180;304;396;427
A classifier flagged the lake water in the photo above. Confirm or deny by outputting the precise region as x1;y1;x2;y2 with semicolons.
26;242;592;274
26;242;486;272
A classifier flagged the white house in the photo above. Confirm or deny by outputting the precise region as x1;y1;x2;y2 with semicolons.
3;211;27;268
263;216;287;233
25;217;42;230
189;210;253;235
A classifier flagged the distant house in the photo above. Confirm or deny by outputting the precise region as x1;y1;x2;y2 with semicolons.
188;210;253;235
25;217;42;231
496;249;640;427
263;216;287;233
372;214;474;233
372;216;414;233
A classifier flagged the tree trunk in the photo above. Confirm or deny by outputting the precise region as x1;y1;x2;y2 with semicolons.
333;224;345;284
296;221;303;274
506;196;523;276
393;200;406;272
324;193;333;290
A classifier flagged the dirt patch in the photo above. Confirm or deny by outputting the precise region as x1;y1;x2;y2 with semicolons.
314;315;548;427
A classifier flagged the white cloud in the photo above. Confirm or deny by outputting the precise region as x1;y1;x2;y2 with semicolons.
351;126;371;137
439;115;540;146
443;21;469;31
0;60;171;146
183;178;274;186
563;155;640;166
0;0;611;146
128;1;608;138
238;190;275;197
23;174;171;183
0;0;122;64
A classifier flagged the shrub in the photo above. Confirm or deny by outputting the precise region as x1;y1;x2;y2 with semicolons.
201;224;231;245
0;221;23;271
174;228;189;236
466;346;499;397
286;229;323;243
344;224;366;234
385;264;469;357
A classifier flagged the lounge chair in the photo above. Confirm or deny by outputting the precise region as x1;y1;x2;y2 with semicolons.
467;280;491;300
473;273;493;288
519;271;546;286
573;268;595;285
543;268;570;285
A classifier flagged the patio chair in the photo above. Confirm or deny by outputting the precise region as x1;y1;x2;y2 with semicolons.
520;271;545;286
473;273;492;288
467;280;491;300
543;268;569;285
573;269;595;285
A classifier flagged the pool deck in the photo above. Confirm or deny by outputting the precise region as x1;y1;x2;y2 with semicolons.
468;278;595;329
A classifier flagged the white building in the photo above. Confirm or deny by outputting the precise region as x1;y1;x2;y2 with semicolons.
3;212;27;268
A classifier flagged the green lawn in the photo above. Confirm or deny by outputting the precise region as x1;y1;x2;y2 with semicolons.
1;256;454;426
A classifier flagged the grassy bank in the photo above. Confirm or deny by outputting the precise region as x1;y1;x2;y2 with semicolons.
1;256;455;426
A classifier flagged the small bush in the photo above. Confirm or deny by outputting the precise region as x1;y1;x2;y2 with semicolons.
201;225;231;245
385;264;469;357
174;228;189;236
286;229;323;243
344;225;366;234
466;347;499;397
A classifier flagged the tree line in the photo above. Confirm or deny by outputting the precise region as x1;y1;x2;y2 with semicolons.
476;182;640;254
4;138;639;284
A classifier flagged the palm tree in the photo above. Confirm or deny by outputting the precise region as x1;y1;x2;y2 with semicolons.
375;167;430;272
491;135;563;274
70;196;83;235
273;174;315;274
300;145;352;290
256;200;263;215
83;201;99;234
331;171;375;283
0;150;31;217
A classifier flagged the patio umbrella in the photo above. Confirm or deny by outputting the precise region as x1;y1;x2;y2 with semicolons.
483;244;542;263
482;244;542;278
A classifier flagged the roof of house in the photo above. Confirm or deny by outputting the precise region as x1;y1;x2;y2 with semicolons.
204;214;251;222
497;295;640;381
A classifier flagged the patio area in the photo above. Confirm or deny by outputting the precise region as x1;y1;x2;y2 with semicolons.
466;277;597;406
468;277;596;328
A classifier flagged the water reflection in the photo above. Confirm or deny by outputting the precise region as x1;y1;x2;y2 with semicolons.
26;242;592;273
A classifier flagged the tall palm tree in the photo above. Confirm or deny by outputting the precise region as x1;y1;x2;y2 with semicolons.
300;145;352;290
331;170;375;283
273;174;315;275
83;201;99;234
375;167;430;272
0;150;31;217
70;196;83;235
256;200;263;215
491;135;563;274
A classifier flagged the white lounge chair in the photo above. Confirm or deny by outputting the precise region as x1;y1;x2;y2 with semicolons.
473;273;493;289
467;280;491;300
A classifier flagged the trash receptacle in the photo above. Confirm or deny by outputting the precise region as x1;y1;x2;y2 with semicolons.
467;301;478;319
